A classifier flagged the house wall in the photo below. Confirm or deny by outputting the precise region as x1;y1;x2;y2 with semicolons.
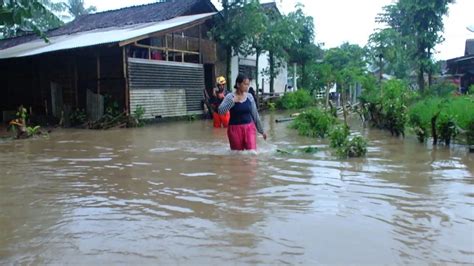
128;58;205;118
231;51;288;95
0;45;126;123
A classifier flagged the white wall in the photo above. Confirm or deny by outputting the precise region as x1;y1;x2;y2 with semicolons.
231;51;288;95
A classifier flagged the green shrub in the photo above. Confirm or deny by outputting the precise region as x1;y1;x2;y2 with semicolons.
360;79;415;137
268;102;276;111
133;105;146;127
408;96;474;145
278;89;313;110
380;80;414;136
427;81;458;97
467;120;474;145
437;112;458;146
69;108;87;126
408;97;442;142
290;108;336;138
330;125;350;148
336;135;368;158
26;126;41;137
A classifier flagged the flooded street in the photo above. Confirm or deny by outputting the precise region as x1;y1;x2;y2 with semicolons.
1;113;473;264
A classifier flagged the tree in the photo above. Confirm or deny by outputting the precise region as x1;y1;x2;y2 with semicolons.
0;0;63;39
66;0;96;19
367;28;414;81
323;43;367;105
377;0;454;92
238;1;267;92
211;0;264;91
260;7;302;93
287;4;320;90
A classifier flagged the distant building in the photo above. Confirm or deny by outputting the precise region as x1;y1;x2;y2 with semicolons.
447;39;474;92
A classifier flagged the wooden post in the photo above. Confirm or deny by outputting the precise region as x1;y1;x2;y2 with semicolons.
198;24;202;64
172;33;175;61
165;35;169;61
74;56;78;106
96;53;101;113
123;46;130;114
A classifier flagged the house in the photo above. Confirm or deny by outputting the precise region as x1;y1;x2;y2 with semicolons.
0;0;221;122
447;39;474;92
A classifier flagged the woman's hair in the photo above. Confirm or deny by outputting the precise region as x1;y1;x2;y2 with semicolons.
234;73;249;89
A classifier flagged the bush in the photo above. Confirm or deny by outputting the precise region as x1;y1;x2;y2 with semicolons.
408;96;474;145
132;105;146;127
290;108;336;138
437;113;457;146
427;81;458;97
69;108;87;126
330;125;350;148
278;89;313;110
408;98;442;142
467;120;474;145
360;79;415;137
336;135;368;158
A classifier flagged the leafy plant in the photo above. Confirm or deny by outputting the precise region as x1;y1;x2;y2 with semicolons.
132;105;146;127
26;126;41;137
104;95;121;117
437;113;457;146
330;125;350;148
427;81;458;97
467;120;474;146
278;89;313;110
336;135;368;158
290;108;336;138
69;108;87;126
268;102;276;111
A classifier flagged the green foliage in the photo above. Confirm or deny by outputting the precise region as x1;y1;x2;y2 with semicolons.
267;102;276;111
336;136;368;158
278;89;313;110
408;96;474;145
467;120;474;145
290;108;336;138
69;108;87;126
376;0;454;91
277;146;319;154
104;95;121;117
437;112;457;146
408;97;442;142
361;79;415;136
427;81;457;97
367;28;414;80
1;0;64;39
16;105;28;121
133;105;146;127
329;125;350;148
26;125;41;137
66;0;96;19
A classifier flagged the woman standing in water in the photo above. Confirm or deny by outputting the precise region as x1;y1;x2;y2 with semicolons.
218;74;267;150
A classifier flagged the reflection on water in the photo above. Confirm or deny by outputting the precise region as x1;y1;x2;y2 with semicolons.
0;114;473;264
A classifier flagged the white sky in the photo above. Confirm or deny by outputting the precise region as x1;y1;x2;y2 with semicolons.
84;0;474;60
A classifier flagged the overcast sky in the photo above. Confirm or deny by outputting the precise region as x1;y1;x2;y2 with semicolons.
83;0;474;60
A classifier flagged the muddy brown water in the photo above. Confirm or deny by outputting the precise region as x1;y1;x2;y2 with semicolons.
0;113;473;264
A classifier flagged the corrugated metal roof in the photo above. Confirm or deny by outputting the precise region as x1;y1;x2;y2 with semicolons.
0;0;217;50
0;12;215;59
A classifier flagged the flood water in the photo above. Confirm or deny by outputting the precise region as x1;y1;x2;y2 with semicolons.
0;113;473;264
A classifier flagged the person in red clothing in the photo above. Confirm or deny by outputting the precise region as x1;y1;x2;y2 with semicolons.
211;76;230;128
218;74;267;150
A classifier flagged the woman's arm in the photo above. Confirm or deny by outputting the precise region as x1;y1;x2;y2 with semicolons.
218;93;234;114
248;94;264;135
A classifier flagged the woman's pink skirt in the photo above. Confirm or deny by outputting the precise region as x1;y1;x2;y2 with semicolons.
227;122;257;150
